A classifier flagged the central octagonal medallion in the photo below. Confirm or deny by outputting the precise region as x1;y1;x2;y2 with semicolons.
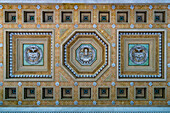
61;29;110;81
76;44;97;66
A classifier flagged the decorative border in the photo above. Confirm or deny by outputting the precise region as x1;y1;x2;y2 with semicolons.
0;107;170;113
117;29;167;81
0;0;169;3
63;32;108;78
9;32;53;78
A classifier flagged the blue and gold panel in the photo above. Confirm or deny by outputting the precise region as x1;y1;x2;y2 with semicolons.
61;29;110;81
128;44;149;66
23;44;44;66
117;30;166;81
4;31;54;81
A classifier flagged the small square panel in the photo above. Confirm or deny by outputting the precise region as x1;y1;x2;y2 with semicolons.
116;87;129;100
98;87;110;99
42;11;54;23
99;11;110;23
42;87;54;100
23;11;35;23
5;11;16;23
23;87;36;100
135;87;148;100
4;87;17;100
80;87;91;99
136;11;147;23
80;11;91;23
61;88;73;99
154;11;166;23
23;44;44;66
61;11;73;23
128;44;149;66
153;87;166;100
117;11;129;23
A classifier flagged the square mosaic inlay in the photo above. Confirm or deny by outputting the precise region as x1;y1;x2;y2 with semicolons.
128;44;149;66
23;44;44;66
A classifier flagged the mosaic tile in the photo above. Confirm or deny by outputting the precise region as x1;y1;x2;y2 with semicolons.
128;44;149;66
0;4;169;108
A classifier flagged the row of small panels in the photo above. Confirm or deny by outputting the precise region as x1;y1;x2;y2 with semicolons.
3;9;167;24
3;86;167;101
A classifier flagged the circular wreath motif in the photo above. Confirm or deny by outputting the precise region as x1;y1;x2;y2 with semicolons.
76;44;97;66
129;45;148;64
24;45;43;65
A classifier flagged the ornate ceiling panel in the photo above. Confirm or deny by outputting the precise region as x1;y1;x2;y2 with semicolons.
61;29;111;81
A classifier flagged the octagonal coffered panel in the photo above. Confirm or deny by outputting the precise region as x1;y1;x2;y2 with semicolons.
61;29;110;81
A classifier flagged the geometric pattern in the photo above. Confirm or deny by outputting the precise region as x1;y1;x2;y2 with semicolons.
134;86;148;100
98;11;110;23
79;87;92;100
42;11;54;23
61;29;110;81
23;11;35;23
117;30;167;81
4;32;54;80
116;10;129;23
23;87;36;100
60;87;73;100
41;87;55;100
98;87;111;100
79;11;91;23
135;10;147;23
0;3;169;109
153;87;166;100
116;87;129;100
154;10;166;23
61;11;73;23
4;10;16;23
4;87;18;100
